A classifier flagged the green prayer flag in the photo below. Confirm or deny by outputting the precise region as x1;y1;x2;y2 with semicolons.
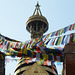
5;40;7;45
55;37;60;45
20;43;23;48
7;42;11;50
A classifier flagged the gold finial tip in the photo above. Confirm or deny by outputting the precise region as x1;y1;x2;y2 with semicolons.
36;2;40;7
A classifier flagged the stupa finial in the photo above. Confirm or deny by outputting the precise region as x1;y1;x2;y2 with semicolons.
33;2;42;16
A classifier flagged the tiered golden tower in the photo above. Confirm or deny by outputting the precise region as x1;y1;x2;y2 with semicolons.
26;2;48;39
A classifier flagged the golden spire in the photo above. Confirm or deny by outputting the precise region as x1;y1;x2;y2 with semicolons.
33;2;42;16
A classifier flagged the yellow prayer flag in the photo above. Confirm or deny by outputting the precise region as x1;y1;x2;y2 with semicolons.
42;54;48;60
49;32;53;37
58;36;63;45
73;39;75;42
60;28;64;34
5;53;11;56
25;57;30;60
50;53;53;56
27;44;30;50
22;49;27;55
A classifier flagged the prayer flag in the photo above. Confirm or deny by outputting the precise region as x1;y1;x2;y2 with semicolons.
55;37;60;45
61;35;66;45
57;36;63;45
44;61;47;65
69;24;74;31
72;24;75;30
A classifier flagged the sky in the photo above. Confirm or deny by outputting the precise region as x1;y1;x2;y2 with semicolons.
0;0;75;75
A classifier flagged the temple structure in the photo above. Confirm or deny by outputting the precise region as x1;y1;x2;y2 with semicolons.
0;52;5;75
14;3;58;75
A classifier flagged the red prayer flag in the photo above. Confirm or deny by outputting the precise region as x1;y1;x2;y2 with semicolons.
0;44;3;49
33;52;36;58
17;52;22;57
39;41;43;46
24;44;27;48
44;34;49;41
52;66;54;71
55;30;59;36
35;37;39;41
36;47;41;53
69;24;74;31
25;60;29;64
58;51;62;56
69;33;73;44
30;57;32;61
15;42;18;48
10;42;13;47
29;40;32;44
54;56;57;61
52;38;56;45
44;61;47;65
